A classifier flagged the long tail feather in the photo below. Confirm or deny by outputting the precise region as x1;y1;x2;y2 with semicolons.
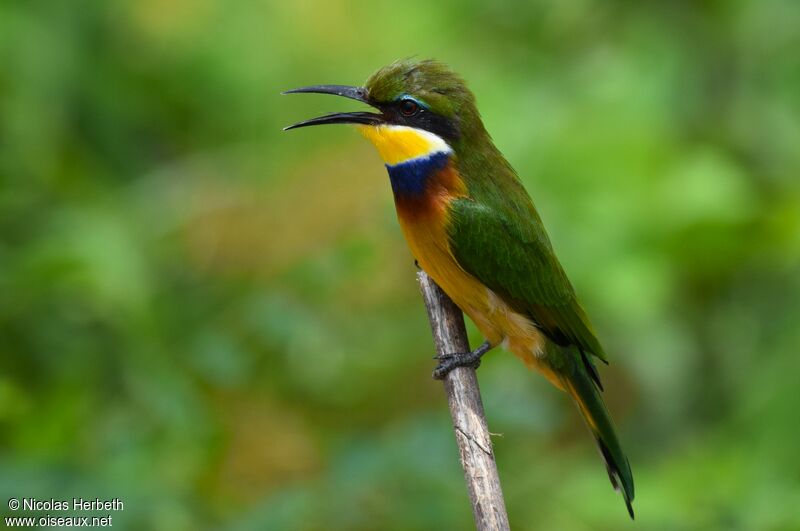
560;351;635;519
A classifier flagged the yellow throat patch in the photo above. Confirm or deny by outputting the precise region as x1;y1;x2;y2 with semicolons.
358;125;452;165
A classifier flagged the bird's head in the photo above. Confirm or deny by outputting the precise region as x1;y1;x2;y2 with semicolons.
283;60;487;165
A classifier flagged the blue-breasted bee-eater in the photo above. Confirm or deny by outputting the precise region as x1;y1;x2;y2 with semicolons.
284;59;634;518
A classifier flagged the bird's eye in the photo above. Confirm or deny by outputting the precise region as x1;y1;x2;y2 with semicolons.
399;98;420;116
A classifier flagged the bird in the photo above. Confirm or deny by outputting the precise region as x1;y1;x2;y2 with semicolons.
283;59;634;519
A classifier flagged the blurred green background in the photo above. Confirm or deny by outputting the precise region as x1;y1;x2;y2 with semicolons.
1;1;799;529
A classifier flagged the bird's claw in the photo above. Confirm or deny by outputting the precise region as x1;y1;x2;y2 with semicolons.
432;352;482;380
431;341;492;380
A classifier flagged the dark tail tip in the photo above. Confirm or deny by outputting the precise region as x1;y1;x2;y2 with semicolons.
598;439;635;520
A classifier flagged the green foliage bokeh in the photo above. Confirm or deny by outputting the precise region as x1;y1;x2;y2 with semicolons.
1;1;799;529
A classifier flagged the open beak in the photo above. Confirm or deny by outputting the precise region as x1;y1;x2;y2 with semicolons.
282;84;385;130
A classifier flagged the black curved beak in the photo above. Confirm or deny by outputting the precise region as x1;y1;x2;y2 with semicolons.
282;84;385;130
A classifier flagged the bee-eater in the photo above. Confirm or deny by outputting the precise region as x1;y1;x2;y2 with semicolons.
284;59;634;518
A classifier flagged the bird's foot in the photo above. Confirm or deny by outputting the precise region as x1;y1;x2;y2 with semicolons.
432;340;492;380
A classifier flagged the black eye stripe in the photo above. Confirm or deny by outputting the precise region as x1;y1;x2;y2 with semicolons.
377;98;459;142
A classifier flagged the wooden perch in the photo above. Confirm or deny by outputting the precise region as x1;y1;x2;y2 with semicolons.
417;271;511;531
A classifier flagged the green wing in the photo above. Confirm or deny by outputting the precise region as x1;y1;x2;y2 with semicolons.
447;196;608;362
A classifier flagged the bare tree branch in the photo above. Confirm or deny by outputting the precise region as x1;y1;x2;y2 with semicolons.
417;271;511;531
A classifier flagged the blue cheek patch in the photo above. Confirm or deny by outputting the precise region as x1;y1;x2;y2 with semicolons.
386;151;450;196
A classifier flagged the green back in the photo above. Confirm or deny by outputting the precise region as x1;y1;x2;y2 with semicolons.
447;149;608;361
